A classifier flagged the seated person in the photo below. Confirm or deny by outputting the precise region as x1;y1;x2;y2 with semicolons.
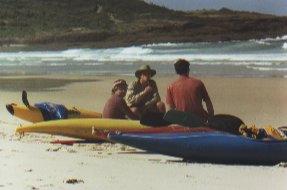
125;65;166;119
166;59;214;122
102;79;137;120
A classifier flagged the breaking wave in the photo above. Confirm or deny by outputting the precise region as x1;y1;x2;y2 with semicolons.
0;37;286;77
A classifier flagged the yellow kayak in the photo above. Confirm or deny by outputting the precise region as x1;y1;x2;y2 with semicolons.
16;118;148;140
6;103;102;123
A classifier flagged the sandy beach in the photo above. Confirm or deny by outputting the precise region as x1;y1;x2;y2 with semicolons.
0;75;287;190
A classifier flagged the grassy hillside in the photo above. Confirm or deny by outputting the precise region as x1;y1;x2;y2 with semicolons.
0;0;287;48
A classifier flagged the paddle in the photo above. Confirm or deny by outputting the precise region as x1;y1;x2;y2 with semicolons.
22;90;31;108
163;109;204;127
207;114;244;135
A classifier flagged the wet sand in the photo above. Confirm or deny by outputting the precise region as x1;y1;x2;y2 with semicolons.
0;75;286;189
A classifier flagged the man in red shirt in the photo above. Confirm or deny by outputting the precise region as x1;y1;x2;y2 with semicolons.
166;59;214;122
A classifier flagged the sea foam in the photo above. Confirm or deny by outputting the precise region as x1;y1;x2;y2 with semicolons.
0;40;286;68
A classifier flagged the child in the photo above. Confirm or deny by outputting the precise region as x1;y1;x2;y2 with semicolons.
102;79;138;119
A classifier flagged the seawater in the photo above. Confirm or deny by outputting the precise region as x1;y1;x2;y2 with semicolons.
0;35;287;77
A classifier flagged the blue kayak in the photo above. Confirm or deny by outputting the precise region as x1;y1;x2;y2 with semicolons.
108;131;287;165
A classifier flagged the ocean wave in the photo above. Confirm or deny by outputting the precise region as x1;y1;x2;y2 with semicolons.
40;58;67;62
246;66;287;71
61;48;90;54
0;40;286;67
256;35;287;42
0;53;286;66
119;46;153;55
144;42;185;48
73;55;97;61
252;40;271;46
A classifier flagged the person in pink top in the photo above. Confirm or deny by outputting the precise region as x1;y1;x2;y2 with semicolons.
166;59;214;122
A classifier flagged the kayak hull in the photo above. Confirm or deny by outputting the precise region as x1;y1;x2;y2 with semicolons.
15;118;213;140
16;118;147;140
109;132;287;165
6;103;102;123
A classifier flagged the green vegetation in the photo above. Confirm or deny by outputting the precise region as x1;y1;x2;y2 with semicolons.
0;0;286;48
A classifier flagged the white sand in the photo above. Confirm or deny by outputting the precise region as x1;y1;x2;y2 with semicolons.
0;75;287;190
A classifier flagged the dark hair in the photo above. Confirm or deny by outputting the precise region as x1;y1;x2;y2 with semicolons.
111;79;128;94
174;59;190;75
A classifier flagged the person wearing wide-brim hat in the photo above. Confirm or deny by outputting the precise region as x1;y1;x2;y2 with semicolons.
126;65;165;118
135;65;156;78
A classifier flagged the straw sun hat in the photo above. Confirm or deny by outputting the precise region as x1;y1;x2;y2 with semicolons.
135;65;156;78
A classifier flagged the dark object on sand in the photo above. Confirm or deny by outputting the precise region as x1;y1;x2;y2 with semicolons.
163;110;244;134
207;114;244;135
163;110;204;127
65;178;84;184
140;112;171;127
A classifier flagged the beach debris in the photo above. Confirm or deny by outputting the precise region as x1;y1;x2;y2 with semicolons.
46;147;62;152
31;186;39;190
185;174;196;179
50;139;76;146
277;162;287;167
25;169;33;172
65;178;84;184
17;128;25;139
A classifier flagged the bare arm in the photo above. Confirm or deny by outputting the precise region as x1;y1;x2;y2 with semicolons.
143;81;161;109
201;83;214;117
165;85;175;111
166;104;175;111
122;100;139;120
204;97;214;117
126;81;152;107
